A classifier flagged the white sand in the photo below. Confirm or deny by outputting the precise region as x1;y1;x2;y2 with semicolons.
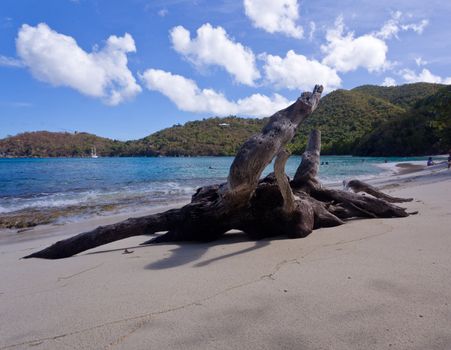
1;168;451;349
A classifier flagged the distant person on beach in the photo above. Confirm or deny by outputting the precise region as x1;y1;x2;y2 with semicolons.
427;157;435;166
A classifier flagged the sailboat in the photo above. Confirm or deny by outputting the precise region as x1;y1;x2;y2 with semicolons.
91;146;99;158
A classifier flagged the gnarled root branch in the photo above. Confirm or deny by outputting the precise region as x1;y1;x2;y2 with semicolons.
344;179;413;203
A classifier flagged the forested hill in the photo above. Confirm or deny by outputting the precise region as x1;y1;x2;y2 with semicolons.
0;82;447;157
135;117;265;156
0;119;265;158
0;131;124;158
354;85;451;156
289;89;405;154
352;82;443;110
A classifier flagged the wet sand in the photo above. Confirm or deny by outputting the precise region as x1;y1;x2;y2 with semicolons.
395;163;426;175
1;166;451;349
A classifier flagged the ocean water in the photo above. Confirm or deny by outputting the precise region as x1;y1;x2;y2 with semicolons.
0;156;431;217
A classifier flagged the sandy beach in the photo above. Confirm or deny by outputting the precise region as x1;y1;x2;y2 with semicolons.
1;164;451;350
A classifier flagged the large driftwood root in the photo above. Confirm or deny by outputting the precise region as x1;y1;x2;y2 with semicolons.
24;85;414;260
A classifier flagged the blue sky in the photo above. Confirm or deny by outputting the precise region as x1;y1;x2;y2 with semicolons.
0;0;450;140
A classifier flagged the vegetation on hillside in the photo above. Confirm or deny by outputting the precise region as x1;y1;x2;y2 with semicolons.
289;89;405;154
352;82;444;110
354;85;451;156
0;83;447;157
137;117;265;156
0;131;124;157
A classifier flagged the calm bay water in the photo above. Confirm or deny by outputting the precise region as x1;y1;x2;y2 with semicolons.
0;156;430;216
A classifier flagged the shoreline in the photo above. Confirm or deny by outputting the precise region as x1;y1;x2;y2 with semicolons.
1;153;449;159
1;159;448;241
0;201;190;246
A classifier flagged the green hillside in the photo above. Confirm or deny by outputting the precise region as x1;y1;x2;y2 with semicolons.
137;117;265;156
132;83;442;156
289;89;405;154
354;85;451;156
0;83;447;158
0;131;124;157
352;83;444;110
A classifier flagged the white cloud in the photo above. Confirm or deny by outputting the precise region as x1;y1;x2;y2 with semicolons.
170;23;260;86
261;50;341;92
243;0;303;38
0;55;23;67
158;9;168;17
376;12;429;39
376;11;403;39
401;20;428;34
321;17;388;73
415;57;427;66
308;21;316;41
382;77;396;86
16;23;141;105
140;68;291;117
400;68;451;84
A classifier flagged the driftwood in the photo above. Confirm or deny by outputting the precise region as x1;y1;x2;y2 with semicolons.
343;179;413;203
24;85;413;260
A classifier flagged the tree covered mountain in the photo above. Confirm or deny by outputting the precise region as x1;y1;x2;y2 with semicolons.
289;89;405;154
0;131;124;158
352;82;443;110
136;117;265;156
354;85;451;156
0;83;447;158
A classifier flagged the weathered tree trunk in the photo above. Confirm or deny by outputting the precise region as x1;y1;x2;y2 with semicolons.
291;129;321;192
24;85;414;260
343;179;413;203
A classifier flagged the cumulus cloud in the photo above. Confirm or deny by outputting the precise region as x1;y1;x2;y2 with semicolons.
140;68;291;117
382;77;397;86
170;23;260;86
400;68;451;84
243;0;303;38
376;11;429;39
261;50;341;92
0;55;23;67
321;16;389;73
320;13;429;75
16;23;141;105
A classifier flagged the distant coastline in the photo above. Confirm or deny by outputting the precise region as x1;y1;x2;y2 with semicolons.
0;83;449;158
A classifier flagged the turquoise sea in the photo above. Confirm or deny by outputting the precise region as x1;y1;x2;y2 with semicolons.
0;156;432;219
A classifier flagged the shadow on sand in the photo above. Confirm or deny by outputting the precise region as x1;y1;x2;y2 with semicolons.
81;231;281;270
144;232;273;270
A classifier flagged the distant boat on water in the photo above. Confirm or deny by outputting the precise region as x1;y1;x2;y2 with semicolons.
91;147;99;158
